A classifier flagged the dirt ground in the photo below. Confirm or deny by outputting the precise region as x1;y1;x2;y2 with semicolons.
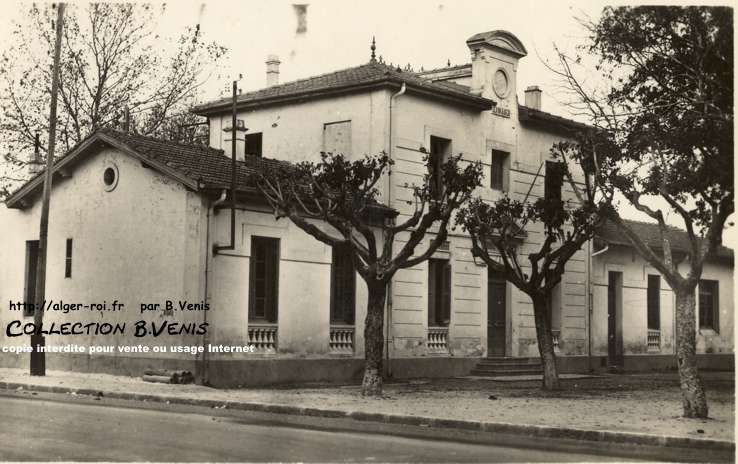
0;368;733;441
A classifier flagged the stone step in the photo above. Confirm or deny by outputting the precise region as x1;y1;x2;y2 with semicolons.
477;361;541;368
472;365;543;372
470;368;544;377
481;357;541;364
471;356;544;377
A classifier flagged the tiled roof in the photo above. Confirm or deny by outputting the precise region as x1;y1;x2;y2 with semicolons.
99;129;288;191
5;129;394;219
416;63;472;76
518;104;592;133
596;219;734;260
192;61;493;114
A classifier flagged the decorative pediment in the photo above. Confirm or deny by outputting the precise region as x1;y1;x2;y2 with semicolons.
466;30;528;58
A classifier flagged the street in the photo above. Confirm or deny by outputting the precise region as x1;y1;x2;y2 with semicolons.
0;391;719;462
0;391;655;463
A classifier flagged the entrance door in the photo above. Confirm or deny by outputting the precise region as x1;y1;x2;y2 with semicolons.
607;271;623;367
487;276;507;357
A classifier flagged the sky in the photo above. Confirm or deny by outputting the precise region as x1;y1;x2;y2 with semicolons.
175;0;609;115
1;0;735;246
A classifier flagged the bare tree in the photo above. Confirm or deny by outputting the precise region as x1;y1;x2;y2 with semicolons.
0;3;226;198
549;6;733;417
253;151;482;396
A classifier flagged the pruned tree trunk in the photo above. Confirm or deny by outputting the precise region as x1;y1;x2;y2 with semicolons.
361;281;387;397
674;288;708;418
532;295;560;390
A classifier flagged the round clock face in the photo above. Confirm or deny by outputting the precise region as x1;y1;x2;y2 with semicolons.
493;69;509;98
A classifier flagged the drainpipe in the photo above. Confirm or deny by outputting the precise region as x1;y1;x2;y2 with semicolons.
385;83;406;378
586;239;592;372
201;190;227;384
214;80;239;255
591;244;609;257
588;242;609;372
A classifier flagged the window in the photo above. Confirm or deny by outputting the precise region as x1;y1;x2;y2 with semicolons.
699;279;719;332
647;275;660;330
65;238;73;278
323;121;352;156
428;258;451;327
544;161;565;201
490;150;509;191
103;163;119;191
429;136;452;199
330;245;355;325
24;240;39;317
244;132;263;157
249;237;279;322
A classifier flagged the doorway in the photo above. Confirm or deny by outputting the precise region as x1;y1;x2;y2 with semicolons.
487;274;507;357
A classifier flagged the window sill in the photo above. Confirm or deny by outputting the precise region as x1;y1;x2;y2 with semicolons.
699;328;720;336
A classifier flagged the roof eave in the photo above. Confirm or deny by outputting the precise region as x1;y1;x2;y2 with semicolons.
192;79;493;116
5;132;200;210
518;105;592;134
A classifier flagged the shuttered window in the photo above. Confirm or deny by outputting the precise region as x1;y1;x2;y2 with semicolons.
330;245;355;324
490;150;509;191
323;121;352;156
544;161;565;202
65;238;73;278
647;275;660;330
698;280;719;332
429;136;451;199
24;240;39;317
428;258;451;327
249;237;279;322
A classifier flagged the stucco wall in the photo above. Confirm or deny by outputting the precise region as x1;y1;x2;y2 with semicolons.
386;92;588;359
209;90;390;165
591;245;734;356
0;147;207;369
207;208;369;361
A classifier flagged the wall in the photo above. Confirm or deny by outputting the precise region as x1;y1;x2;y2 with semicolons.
209;91;390;165
591;245;734;358
0;146;207;373
388;91;588;360
206;207;370;362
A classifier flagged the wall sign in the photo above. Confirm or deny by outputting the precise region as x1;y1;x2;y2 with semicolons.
491;106;511;118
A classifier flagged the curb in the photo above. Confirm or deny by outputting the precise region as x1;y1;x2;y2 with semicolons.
0;380;733;452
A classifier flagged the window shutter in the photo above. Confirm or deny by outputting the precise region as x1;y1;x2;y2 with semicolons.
24;241;39;317
324;121;352;156
428;261;437;326
647;275;660;330
266;240;279;323
344;253;355;324
441;262;452;326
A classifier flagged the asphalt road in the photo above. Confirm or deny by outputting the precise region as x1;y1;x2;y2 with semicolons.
0;391;707;462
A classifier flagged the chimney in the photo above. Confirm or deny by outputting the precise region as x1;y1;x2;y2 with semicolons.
266;54;280;86
29;132;43;176
524;86;542;110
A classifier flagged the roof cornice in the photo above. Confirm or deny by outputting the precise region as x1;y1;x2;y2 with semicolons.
5;131;199;209
192;77;493;116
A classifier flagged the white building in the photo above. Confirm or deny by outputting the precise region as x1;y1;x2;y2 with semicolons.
0;30;732;386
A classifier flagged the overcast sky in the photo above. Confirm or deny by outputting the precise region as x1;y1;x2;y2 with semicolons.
184;0;609;117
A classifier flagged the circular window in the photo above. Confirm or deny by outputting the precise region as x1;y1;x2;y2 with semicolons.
103;164;119;191
493;68;509;98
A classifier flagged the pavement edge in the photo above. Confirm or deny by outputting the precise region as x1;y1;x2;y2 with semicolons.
0;380;733;452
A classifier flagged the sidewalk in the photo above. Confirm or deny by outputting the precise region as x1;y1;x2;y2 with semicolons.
0;367;733;449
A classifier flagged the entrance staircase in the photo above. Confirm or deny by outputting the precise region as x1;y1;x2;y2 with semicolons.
470;357;543;377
